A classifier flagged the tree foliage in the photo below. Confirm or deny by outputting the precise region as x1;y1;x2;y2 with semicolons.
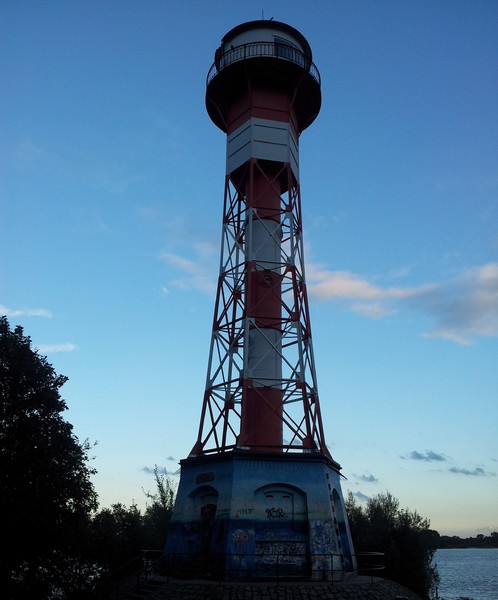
345;490;439;599
0;317;98;598
0;317;179;597
90;467;176;574
142;465;176;548
87;472;176;598
90;502;146;576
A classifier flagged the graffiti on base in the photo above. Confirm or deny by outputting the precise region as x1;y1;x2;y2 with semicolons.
311;520;338;554
232;529;250;546
255;541;306;565
265;507;285;520
231;527;254;552
235;507;254;519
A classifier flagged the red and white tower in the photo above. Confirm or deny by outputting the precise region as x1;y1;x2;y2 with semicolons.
166;20;355;581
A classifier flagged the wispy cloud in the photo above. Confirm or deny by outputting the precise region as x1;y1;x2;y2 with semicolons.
0;305;53;318
159;243;217;295
418;263;498;344
403;451;495;477
307;262;498;344
448;466;495;477
37;343;77;354
13;138;141;195
354;473;379;483
352;491;370;502
403;450;447;462
387;264;414;280
14;139;52;166
157;241;498;344
142;465;175;476
307;266;425;303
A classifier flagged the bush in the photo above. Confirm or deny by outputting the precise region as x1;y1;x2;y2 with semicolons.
346;491;439;599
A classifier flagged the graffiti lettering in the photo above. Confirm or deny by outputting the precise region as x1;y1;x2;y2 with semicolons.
232;529;249;545
257;542;305;555
237;508;254;515
235;508;254;519
266;507;285;520
255;541;307;566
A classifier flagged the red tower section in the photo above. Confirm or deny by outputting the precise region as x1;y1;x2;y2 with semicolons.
191;20;331;458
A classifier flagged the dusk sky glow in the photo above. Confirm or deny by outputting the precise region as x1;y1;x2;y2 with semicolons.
2;0;497;537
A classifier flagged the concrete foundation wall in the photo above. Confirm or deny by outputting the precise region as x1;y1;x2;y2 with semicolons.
165;453;355;580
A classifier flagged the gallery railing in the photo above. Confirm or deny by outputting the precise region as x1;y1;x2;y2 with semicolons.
163;550;385;582
207;41;321;86
108;550;385;598
108;550;164;600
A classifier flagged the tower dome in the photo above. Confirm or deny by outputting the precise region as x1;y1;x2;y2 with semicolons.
206;20;321;133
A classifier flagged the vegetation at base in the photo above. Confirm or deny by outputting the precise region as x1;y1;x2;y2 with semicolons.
0;317;175;599
6;316;483;599
1;317;98;598
345;490;439;599
89;467;175;579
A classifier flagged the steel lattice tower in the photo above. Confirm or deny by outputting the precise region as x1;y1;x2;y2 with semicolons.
166;20;356;581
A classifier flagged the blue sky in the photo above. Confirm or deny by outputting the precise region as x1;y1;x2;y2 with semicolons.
2;0;497;537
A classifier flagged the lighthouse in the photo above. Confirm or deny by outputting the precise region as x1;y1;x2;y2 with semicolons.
165;20;356;581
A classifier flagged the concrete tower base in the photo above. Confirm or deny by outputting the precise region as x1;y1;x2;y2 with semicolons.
165;452;356;581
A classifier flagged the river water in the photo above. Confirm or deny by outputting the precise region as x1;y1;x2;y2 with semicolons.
434;548;498;600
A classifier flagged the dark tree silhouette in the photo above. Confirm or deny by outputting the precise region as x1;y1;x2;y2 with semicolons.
90;468;176;576
142;465;176;549
346;490;439;599
0;316;98;598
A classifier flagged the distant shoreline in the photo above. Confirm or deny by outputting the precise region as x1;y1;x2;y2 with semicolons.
436;546;498;550
436;532;498;549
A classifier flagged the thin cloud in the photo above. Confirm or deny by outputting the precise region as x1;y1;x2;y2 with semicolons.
1;305;52;318
403;450;447;462
352;491;370;502
14;138;52;166
307;267;423;302
418;263;498;344
387;264;414;280
448;466;495;477
355;473;379;483
142;466;173;476
159;243;217;295
403;451;495;477
307;262;498;344
350;303;395;319
37;343;77;354
14;138;141;195
158;244;498;343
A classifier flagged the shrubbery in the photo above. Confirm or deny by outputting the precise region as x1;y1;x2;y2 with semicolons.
346;490;439;599
0;317;174;599
2;317;444;598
